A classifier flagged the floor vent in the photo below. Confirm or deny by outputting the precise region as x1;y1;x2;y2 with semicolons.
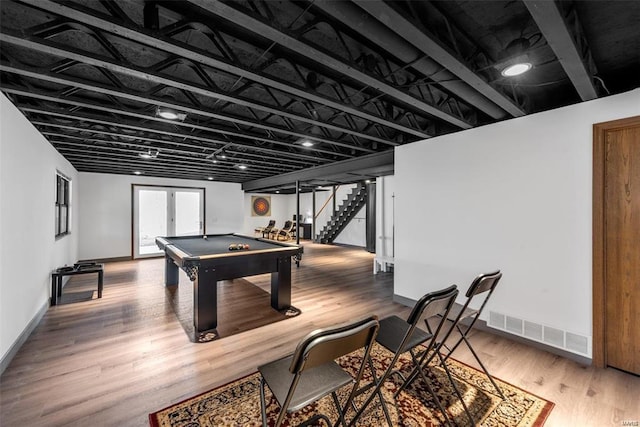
488;311;591;357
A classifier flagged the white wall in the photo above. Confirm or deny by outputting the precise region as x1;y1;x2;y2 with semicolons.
78;173;243;260
395;89;640;348
0;93;79;360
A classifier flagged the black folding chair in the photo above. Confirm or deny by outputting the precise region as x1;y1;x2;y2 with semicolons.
258;315;379;427
347;285;466;427
439;270;505;399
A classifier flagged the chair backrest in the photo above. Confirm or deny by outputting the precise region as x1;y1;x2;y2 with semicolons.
265;220;276;229
407;284;459;326
466;270;502;299
460;271;502;324
289;315;379;373
280;220;292;231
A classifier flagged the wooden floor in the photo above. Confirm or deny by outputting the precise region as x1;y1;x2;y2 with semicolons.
1;243;638;426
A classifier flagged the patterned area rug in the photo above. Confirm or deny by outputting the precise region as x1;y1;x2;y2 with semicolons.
149;344;553;426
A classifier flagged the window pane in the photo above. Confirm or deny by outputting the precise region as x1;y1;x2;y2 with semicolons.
60;206;68;234
56;176;62;204
55;206;60;235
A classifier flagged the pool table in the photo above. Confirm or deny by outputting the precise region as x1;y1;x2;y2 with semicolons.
156;233;302;342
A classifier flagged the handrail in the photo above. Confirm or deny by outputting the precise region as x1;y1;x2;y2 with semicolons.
315;185;340;220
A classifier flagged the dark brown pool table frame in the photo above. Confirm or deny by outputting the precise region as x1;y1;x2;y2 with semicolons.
156;233;302;342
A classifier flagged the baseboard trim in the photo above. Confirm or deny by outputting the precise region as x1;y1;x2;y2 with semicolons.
392;293;416;308
79;256;132;263
392;293;592;366
0;301;48;376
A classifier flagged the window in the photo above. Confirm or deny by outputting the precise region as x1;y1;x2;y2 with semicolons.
56;173;70;237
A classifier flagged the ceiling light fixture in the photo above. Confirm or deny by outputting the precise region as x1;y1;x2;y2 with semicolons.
237;164;247;170
496;37;535;77
207;176;214;181
301;139;314;147
156;106;187;121
138;149;159;159
501;62;532;77
133;170;142;175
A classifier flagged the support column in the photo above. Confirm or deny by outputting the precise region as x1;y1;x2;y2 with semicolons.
312;187;316;241
366;181;376;253
295;180;300;245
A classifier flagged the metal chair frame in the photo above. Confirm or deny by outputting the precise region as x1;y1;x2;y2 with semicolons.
439;270;505;399
258;315;380;427
347;285;466;427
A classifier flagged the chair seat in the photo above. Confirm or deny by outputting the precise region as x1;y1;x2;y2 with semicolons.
445;302;478;322
376;315;433;354
258;355;354;412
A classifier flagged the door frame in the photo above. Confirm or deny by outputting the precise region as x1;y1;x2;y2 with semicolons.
592;115;640;368
131;184;206;259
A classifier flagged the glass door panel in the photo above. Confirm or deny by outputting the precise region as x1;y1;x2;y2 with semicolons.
133;186;204;259
175;190;203;236
135;189;168;258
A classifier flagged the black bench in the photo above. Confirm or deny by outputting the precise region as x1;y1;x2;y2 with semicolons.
51;263;104;306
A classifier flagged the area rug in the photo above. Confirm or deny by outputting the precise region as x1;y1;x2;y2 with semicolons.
149;344;554;426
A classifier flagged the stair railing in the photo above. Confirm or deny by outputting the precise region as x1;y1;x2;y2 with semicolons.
314;185;340;222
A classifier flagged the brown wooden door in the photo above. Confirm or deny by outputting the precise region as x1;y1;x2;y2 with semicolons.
604;123;640;375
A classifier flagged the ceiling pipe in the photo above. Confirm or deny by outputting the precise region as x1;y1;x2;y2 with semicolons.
313;0;509;120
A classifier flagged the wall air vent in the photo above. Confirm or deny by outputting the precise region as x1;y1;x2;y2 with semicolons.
488;311;591;357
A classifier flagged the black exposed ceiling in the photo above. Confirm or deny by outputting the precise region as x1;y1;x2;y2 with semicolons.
1;0;638;193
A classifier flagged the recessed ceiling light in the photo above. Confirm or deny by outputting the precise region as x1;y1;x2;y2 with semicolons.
133;171;142;175
501;62;532;77
218;154;227;160
238;164;247;170
301;140;314;147
275;190;280;194
207;176;214;181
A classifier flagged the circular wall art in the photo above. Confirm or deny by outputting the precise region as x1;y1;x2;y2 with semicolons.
251;196;271;216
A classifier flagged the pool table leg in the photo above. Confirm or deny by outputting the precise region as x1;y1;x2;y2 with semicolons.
165;255;179;286
271;256;291;310
194;266;218;340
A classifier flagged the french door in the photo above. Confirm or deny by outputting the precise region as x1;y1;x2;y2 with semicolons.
133;185;205;259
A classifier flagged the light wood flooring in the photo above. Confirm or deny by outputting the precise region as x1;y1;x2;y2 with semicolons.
1;242;638;426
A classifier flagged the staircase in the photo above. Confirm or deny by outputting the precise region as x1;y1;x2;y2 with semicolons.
316;183;367;244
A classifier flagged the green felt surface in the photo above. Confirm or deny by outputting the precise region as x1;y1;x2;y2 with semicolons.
162;234;287;256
